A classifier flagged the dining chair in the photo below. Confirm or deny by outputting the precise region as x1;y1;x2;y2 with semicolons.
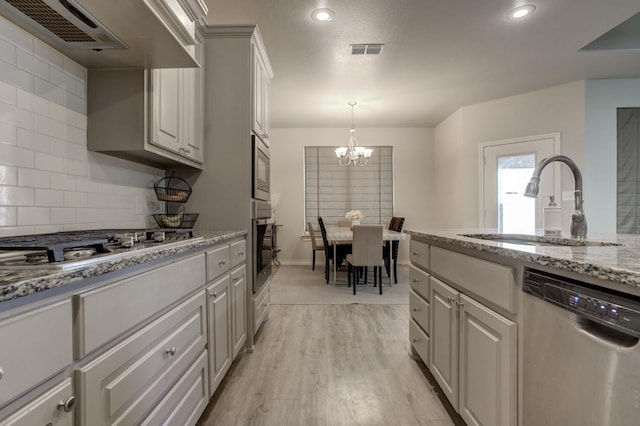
346;225;385;295
307;221;324;271
317;217;351;283
384;217;405;283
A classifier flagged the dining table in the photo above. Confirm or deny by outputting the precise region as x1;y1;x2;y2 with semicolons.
324;226;410;284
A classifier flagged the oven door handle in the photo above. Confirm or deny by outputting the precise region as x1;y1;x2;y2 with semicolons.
254;218;274;225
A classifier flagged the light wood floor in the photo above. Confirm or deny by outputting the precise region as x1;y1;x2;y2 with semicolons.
197;303;461;425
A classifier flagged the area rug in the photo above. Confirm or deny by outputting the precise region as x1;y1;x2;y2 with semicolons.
269;264;410;305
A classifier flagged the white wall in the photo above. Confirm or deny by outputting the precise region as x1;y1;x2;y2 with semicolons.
271;127;434;264
0;16;163;237
433;81;586;231
585;79;640;233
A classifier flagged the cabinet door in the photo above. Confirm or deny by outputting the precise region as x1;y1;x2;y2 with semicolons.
182;39;204;164
261;66;270;143
0;378;74;426
252;47;266;141
459;294;516;426
429;277;459;409
231;265;247;359
207;276;232;394
150;68;181;154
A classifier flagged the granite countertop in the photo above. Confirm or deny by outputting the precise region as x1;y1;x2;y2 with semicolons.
405;229;640;290
0;230;247;304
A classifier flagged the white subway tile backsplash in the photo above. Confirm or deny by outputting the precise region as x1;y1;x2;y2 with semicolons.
0;226;35;237
18;167;50;188
17;89;49;116
64;157;88;176
17;206;48;225
65;91;86;114
87;192;116;208
0;142;35;168
77;208;100;223
0;186;34;206
35;114;64;139
0;59;33;92
0;122;16;145
62;57;85;82
33;39;63;69
65;124;85;145
0;165;17;185
0;17;32;53
17;49;49;81
49;102;65;123
50;67;76;92
33;224;61;233
34;77;64;105
63;191;86;207
0;101;34;129
0;80;16;105
50;207;75;224
0;37;16;65
35;188;63;206
0;206;17;226
63;223;88;231
76;80;86;99
17;128;50;152
35;152;64;172
50;172;76;191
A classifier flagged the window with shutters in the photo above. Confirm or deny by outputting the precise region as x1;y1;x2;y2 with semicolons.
304;146;394;229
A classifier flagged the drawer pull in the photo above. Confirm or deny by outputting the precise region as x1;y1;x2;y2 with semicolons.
237;251;244;256
57;395;76;413
0;366;3;380
411;338;420;343
412;307;421;312
165;347;177;356
447;296;454;303
412;278;420;283
456;300;465;308
412;251;419;256
263;303;268;307
219;259;227;266
211;292;218;298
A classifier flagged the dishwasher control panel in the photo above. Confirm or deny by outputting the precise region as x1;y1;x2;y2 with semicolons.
523;268;640;338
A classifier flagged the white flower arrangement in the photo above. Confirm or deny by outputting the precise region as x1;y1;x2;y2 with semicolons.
345;210;364;221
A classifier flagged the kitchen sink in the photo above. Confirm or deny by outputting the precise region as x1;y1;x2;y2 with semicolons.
459;233;623;247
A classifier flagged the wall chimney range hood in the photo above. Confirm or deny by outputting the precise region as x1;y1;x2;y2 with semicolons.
0;0;203;69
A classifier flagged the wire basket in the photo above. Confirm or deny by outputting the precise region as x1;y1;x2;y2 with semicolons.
153;213;199;229
154;174;192;203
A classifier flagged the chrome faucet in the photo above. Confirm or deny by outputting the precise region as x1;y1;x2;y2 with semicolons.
524;155;587;238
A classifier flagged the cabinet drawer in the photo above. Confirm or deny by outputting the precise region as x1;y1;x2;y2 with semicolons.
253;283;270;333
431;246;516;313
75;292;206;426
141;350;208;426
410;289;430;333
75;254;205;357
0;378;73;426
409;318;430;366
229;240;246;268
409;265;430;300
0;300;72;406
206;245;230;281
410;240;429;270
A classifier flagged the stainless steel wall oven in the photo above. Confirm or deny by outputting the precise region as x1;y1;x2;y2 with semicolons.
252;201;273;294
252;135;270;201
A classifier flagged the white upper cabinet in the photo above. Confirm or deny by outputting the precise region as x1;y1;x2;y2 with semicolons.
251;35;273;145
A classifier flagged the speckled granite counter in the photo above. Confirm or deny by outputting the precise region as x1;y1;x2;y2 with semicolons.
0;230;246;304
405;229;640;291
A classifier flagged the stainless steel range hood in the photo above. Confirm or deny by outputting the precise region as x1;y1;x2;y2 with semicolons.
0;0;201;69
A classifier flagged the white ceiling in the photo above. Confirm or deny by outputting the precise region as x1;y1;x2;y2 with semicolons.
203;0;640;128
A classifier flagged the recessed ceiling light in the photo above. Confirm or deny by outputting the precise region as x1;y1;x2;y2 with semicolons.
311;8;335;22
507;4;536;20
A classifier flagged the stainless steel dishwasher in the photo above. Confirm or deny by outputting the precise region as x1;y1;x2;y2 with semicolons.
523;268;640;426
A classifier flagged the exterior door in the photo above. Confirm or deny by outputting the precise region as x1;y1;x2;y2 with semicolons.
481;134;560;232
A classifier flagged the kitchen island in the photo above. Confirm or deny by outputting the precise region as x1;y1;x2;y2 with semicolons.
0;229;250;426
405;229;640;426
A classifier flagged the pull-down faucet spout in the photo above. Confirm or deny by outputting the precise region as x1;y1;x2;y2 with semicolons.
524;155;587;238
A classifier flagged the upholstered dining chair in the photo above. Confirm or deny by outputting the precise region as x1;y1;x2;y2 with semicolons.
346;225;385;295
317;217;351;283
384;217;405;283
307;221;324;271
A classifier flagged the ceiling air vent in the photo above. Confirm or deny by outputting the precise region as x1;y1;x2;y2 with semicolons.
0;0;126;50
351;43;384;55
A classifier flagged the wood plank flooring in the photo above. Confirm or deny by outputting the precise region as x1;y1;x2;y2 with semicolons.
197;303;459;425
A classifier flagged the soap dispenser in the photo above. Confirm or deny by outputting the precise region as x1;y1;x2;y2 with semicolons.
543;195;561;236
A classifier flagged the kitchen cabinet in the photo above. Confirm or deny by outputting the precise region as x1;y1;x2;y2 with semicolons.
252;42;272;144
409;265;431;364
0;378;74;426
231;265;247;358
430;275;516;426
87;33;204;170
206;275;232;394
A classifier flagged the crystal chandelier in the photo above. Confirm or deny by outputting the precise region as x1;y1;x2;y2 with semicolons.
335;101;373;167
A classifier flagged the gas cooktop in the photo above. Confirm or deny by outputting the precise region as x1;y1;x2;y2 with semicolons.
0;229;201;270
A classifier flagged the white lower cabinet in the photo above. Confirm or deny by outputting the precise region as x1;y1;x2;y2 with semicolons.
0;378;74;426
231;265;247;358
430;276;516;426
74;291;207;425
206;276;232;395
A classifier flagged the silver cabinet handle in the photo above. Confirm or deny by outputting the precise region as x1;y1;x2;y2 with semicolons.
57;395;76;413
412;278;420;283
412;251;419;256
211;292;217;298
447;296;454;303
263;303;268;307
0;366;4;380
165;347;177;356
411;338;420;343
412;307;421;312
218;259;227;266
237;251;245;256
232;276;239;282
456;300;464;308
